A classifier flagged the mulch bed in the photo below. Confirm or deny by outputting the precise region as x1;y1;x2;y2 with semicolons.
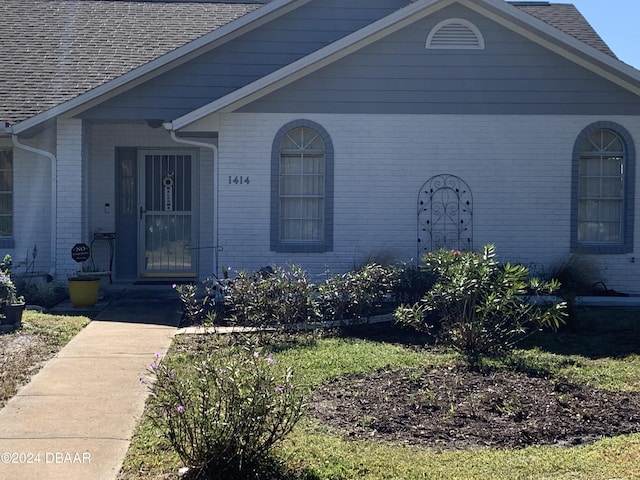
312;365;640;450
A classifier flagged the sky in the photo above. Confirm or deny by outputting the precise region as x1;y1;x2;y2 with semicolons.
568;0;640;70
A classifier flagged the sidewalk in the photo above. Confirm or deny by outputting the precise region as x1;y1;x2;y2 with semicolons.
0;294;180;480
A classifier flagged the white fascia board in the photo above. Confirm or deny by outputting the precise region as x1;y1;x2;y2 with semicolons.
170;0;452;130
10;0;309;136
466;0;640;95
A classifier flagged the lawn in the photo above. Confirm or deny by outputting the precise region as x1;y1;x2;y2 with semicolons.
0;311;90;407
118;307;640;480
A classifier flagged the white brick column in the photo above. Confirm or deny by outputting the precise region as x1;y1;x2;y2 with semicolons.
55;118;86;277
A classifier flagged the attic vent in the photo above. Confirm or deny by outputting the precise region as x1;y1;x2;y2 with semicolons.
426;18;485;49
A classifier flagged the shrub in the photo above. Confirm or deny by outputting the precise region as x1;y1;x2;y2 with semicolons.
147;347;306;479
394;245;566;366
174;277;222;326
550;254;602;297
17;281;67;309
316;263;401;322
392;264;436;305
224;265;319;329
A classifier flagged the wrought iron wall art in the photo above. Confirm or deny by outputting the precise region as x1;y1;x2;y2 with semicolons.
417;174;473;258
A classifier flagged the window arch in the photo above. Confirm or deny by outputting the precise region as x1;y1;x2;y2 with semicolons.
572;122;635;254
426;18;485;50
271;120;333;252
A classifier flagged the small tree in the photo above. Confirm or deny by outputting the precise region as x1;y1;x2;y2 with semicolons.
395;245;566;367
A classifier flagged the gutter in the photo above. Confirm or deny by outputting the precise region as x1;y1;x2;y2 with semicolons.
164;125;220;277
10;132;58;278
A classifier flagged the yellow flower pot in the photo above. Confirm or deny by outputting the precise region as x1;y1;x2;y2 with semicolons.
68;277;100;307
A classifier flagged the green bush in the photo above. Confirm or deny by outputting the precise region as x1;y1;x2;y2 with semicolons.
316;263;401;322
224;265;319;328
392;264;436;305
394;245;566;365
18;280;67;309
147;347;306;479
174;277;222;325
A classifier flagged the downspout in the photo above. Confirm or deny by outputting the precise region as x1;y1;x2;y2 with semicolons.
164;125;220;277
10;133;58;278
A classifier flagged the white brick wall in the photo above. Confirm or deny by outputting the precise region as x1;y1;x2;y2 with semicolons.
56;118;85;277
5;133;54;275
11;114;640;294
217;113;640;293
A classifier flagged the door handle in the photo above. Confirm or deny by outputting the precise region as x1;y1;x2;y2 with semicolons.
139;206;145;220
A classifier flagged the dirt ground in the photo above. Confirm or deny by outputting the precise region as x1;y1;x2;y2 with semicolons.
312;365;640;450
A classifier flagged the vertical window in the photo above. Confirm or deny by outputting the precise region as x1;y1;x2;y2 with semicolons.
0;150;13;238
572;122;635;254
280;127;324;242
271;120;333;252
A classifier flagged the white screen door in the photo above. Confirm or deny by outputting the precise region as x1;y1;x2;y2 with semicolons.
139;151;196;277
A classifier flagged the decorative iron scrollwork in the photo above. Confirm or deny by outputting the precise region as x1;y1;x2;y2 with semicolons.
417;174;473;258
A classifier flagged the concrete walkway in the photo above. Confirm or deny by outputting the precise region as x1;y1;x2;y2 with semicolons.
0;291;180;480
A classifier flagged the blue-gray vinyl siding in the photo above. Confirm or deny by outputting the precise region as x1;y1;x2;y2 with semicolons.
240;4;640;115
80;0;408;120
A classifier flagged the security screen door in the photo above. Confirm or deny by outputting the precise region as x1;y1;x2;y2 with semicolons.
138;151;196;277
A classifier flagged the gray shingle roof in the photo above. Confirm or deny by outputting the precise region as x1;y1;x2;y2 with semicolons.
0;0;620;126
511;2;617;58
1;1;262;125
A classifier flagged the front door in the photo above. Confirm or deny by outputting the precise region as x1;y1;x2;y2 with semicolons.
138;151;197;277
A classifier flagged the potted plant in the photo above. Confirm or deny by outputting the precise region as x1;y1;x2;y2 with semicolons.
68;242;101;307
68;275;100;307
76;263;111;287
0;255;25;329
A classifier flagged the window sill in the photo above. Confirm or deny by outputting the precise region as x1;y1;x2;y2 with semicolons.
573;244;631;255
273;242;331;253
0;238;15;249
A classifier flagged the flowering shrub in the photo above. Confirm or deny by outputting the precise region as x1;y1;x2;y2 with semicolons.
224;265;319;329
174;276;225;325
316;263;401;321
0;254;20;305
394;245;566;364
147;347;306;479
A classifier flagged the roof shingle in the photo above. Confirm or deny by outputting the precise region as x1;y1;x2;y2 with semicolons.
511;2;617;57
1;0;262;125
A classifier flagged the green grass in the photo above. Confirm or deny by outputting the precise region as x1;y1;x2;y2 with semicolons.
0;311;90;406
118;308;640;480
280;427;640;480
21;311;91;346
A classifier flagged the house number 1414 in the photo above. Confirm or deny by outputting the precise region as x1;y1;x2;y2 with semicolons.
229;176;250;185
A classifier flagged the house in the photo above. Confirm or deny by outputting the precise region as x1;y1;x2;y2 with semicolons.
2;0;640;293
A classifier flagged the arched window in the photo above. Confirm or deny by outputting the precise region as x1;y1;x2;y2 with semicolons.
426;18;485;50
271;120;333;252
572;122;635;253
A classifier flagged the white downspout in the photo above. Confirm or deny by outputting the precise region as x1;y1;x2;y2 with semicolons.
11;133;58;278
164;125;220;277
